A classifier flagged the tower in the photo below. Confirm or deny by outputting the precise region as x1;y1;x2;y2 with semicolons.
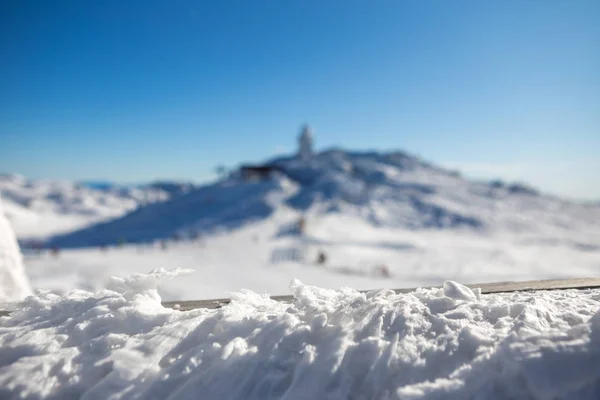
298;124;313;159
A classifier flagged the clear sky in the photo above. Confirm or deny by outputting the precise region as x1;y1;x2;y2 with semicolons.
1;1;599;199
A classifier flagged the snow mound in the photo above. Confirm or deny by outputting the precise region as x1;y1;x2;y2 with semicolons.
0;195;31;302
2;271;600;399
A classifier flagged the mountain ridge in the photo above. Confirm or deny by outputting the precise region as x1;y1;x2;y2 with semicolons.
45;148;600;249
0;174;197;239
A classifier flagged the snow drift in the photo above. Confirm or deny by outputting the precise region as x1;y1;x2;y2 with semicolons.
0;195;31;302
2;270;600;399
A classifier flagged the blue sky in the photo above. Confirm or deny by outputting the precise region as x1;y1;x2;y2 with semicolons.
1;1;598;199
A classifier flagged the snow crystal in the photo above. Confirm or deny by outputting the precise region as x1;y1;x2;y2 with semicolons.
1;272;600;399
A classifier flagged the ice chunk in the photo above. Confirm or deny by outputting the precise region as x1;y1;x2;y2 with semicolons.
443;280;478;302
106;267;193;302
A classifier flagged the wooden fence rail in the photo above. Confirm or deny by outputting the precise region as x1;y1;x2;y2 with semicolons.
2;277;600;317
162;277;600;311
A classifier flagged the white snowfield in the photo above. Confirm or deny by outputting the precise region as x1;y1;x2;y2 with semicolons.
23;209;600;302
0;174;189;239
0;196;31;302
2;270;600;399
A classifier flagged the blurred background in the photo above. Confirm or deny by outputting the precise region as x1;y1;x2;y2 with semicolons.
1;0;599;301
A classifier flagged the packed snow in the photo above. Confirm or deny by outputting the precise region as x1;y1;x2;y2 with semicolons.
2;270;600;399
0;174;193;239
0;195;31;302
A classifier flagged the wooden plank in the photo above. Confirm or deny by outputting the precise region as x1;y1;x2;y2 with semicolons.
3;277;600;317
160;277;600;311
465;277;600;294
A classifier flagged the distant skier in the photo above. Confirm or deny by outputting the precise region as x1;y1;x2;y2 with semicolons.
51;246;60;258
373;264;391;278
316;250;327;265
298;217;306;235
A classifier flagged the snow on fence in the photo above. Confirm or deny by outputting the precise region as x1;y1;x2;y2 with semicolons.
3;275;600;399
2;277;600;317
160;276;600;312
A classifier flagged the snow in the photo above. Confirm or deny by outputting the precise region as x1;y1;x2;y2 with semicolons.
46;175;297;248
13;149;594;302
2;270;600;399
0;174;189;239
22;209;600;302
0;195;31;302
2;148;600;397
443;280;479;301
47;150;600;249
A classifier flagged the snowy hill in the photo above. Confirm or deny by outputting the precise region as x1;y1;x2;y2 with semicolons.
47;149;600;248
0;174;195;239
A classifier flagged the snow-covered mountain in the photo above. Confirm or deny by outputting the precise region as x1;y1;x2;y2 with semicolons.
47;149;600;249
0;174;196;239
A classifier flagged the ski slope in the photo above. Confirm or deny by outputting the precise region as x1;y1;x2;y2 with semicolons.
25;208;600;301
